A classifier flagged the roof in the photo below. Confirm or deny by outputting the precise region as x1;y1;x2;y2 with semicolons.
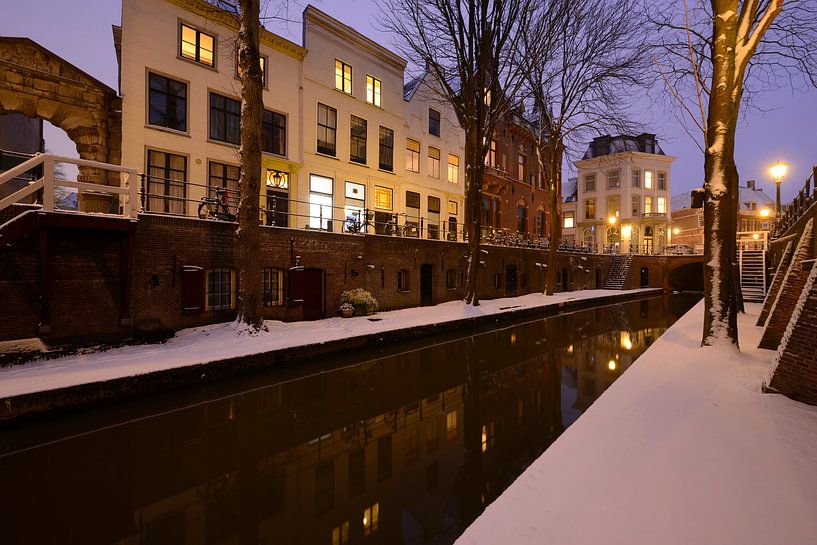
403;75;423;101
564;177;578;203
671;185;775;212
582;134;666;160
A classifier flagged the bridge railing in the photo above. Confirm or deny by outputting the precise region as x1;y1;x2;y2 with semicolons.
0;153;139;219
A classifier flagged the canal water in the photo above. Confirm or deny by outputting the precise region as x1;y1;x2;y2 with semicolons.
0;293;699;545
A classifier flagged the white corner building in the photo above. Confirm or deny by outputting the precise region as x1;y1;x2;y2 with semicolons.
573;134;675;254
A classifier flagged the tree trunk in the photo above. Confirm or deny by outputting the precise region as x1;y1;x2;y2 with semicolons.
235;0;264;329
463;125;485;306
702;2;740;346
545;138;562;295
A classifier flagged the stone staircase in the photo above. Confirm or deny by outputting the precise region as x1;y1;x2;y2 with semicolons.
739;249;766;302
603;254;633;290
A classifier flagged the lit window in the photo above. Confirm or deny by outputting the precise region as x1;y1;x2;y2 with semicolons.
485;139;497;167
481;421;495;453
447;154;459;184
366;75;381;107
428;147;440;178
148;72;187;132
429;108;440;137
585;198;595;220
427;196;441;239
235;48;267;86
363;502;379;536
585;174;596;192
331;522;349;545
335;59;352;94
644;196;653;214
309;174;334;230
645;171;653;189
406;139;420;173
657;197;666;214
564;211;574;229
374;186;393;210
261;268;284;306
446;410;457;441
206;269;235;310
180;23;214;67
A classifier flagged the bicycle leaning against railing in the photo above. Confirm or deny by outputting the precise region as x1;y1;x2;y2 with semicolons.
198;187;236;222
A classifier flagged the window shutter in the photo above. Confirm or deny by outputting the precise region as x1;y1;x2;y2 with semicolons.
182;266;204;311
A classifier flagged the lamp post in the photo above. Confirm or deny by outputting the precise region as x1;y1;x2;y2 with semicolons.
769;161;788;215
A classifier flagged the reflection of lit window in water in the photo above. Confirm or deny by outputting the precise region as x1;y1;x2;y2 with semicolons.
331;521;349;545
446;410;458;441
363;502;379;536
481;421;495;453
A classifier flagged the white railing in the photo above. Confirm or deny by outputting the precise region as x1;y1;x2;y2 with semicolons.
0;153;139;219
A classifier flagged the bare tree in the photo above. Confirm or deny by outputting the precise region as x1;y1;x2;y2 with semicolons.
521;0;649;294
234;0;264;329
650;0;817;347
381;0;538;305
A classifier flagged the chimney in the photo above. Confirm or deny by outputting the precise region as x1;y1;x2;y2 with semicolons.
746;179;756;190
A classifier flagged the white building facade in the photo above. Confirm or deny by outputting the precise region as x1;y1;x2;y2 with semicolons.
573;134;675;254
119;0;464;236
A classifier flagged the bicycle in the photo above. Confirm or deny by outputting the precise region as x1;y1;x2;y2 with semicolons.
344;210;373;234
198;187;236;222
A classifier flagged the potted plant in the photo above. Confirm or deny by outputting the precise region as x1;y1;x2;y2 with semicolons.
338;288;379;317
339;302;355;318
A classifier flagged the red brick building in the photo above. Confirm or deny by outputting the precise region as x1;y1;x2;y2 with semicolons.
482;109;556;239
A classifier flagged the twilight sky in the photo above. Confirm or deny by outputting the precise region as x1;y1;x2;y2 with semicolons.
2;0;815;202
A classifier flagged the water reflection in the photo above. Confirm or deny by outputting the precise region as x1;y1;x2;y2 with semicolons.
0;294;698;545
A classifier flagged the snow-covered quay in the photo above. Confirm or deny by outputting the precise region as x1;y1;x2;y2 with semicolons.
456;301;817;545
0;289;656;401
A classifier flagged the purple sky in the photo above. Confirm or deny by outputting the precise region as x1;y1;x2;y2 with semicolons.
2;0;815;202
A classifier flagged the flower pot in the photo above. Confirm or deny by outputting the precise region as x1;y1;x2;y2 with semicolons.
341;308;354;318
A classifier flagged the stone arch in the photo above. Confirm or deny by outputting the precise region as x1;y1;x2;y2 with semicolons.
0;37;121;191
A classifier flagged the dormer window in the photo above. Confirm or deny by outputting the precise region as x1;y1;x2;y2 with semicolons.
180;23;215;67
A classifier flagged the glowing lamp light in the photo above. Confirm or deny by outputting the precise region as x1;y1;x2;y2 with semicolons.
363;516;368;526
608;360;617;371
753;233;760;240
608;216;617;225
673;227;680;235
760;208;771;217
621;332;633;350
769;161;788;181
621;225;632;237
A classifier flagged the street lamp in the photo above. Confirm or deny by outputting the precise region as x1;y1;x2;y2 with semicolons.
769;161;788;215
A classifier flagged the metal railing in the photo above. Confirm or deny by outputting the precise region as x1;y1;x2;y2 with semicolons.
772;166;816;238
0;153;139;218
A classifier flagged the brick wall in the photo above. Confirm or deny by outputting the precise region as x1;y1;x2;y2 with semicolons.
1;212;691;345
759;218;813;350
767;262;817;405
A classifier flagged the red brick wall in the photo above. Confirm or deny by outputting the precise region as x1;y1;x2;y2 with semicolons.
1;212;690;344
759;218;813;350
768;262;817;405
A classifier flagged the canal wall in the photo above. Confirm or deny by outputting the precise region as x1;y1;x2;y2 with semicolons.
0;289;664;420
0;209;698;345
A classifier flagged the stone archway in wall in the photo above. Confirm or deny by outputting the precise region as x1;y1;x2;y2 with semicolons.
0;37;122;210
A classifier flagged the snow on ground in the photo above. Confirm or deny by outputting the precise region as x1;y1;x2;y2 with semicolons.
456;302;817;545
0;289;653;399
